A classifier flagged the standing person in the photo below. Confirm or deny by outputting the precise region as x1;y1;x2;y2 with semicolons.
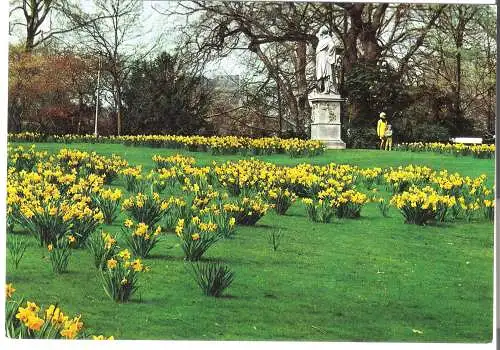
384;124;393;151
376;112;387;150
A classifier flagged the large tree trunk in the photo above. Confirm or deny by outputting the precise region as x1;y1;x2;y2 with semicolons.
342;4;385;123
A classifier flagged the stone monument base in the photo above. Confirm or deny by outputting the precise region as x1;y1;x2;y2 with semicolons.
320;140;346;149
308;92;346;149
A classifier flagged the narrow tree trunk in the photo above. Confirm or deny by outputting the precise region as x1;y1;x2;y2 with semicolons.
252;44;300;134
295;41;308;136
455;10;465;125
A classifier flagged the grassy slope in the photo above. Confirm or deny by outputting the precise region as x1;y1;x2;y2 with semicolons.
6;143;494;342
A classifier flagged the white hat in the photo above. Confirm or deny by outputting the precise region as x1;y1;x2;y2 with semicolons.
380;112;386;119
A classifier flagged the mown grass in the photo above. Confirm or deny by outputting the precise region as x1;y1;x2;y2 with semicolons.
6;142;494;342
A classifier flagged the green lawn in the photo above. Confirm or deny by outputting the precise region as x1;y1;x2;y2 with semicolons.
6;142;494;342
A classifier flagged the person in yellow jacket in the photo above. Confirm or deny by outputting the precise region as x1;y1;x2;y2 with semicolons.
376;112;387;150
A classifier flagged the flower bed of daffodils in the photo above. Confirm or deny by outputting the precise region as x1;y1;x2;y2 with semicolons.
8;132;325;158
6;144;494;339
395;142;495;159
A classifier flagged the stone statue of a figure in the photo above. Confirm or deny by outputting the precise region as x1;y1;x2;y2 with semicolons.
315;26;337;94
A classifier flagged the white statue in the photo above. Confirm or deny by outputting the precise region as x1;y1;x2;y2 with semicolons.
315;26;337;94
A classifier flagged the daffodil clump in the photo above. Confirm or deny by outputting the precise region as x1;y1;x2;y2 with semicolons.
83;153;129;184
483;198;495;221
87;231;119;269
121;165;147;193
199;202;237;238
7;166;105;246
225;195;271;226
6;284;112;339
122;192;170;226
302;186;369;222
92;334;115;340
334;189;369;218
282;164;323;197
151;167;178;193
265;187;297;215
8;300;83;339
9;133;327;158
70;201;105;248
390;186;456;225
161;196;191;229
122;219;163;258
175;217;221;261
430;170;467;197
469;144;496;159
57;148;89;169
8;144;47;171
47;235;76;273
302;196;335;223
395;142;495;159
56;149;128;184
153;154;196;169
214;159;273;195
357;167;383;189
430;172;493;221
383;165;434;193
101;249;149;302
246;137;282;155
180;176;224;212
281;138;325;157
92;187;122;224
213;159;318;196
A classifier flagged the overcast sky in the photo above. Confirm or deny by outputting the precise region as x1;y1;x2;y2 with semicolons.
8;0;247;77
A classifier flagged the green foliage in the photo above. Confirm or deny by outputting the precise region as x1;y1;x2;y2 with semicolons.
345;127;379;149
189;262;234;297
72;214;103;248
411;123;450;143
344;62;410;128
204;209;237;239
176;219;222;261
268;229;284;252
123;52;213;135
377;198;390;217
48;237;73;274
7;235;28;269
303;199;335;223
16;201;72;247
123;174;149;193
335;202;362;219
5;297;23;338
122;193;167;227
91;193;121;225
121;222;163;259
100;252;145;303
86;231;119;269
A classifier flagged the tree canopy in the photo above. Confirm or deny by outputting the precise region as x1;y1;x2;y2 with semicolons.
8;1;496;145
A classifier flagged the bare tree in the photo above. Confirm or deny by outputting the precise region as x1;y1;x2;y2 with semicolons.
159;2;447;132
9;0;109;52
67;0;158;136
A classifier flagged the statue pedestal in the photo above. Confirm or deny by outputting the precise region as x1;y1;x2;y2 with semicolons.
308;93;346;149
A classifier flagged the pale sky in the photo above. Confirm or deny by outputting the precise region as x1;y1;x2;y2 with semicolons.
7;0;247;77
7;0;497;79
